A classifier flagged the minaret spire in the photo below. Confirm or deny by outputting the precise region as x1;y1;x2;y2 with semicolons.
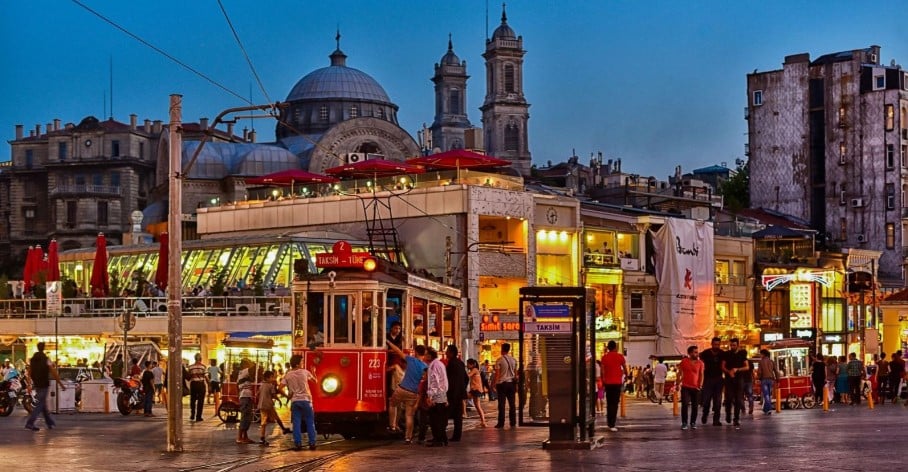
448;33;453;51
501;2;507;23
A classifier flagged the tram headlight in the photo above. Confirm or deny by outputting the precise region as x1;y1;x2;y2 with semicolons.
362;257;377;272
321;375;341;395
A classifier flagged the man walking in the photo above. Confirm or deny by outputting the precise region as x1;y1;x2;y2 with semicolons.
653;357;668;404
444;345;468;442
699;337;725;426
756;349;779;415
678;345;703;430
425;347;449;447
600;340;629;432
188;353;208;422
721;338;749;429
846;352;865;405
282;354;318;450
493;343;518;429
25;342;66;431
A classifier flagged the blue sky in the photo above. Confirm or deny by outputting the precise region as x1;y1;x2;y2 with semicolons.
2;0;906;178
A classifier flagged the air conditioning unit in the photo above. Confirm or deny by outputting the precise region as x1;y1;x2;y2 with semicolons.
856;234;867;243
346;152;366;164
63;303;83;317
235;303;259;315
851;198;864;208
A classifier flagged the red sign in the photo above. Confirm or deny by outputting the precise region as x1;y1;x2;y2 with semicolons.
315;241;375;269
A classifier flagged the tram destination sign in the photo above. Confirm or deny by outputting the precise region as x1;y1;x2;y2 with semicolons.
316;241;375;269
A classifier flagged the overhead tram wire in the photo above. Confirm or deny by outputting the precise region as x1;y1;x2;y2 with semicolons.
70;0;252;106
217;0;274;106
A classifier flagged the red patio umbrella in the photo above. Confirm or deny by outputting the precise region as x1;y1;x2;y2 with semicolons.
324;158;426;179
46;239;60;282
153;232;168;291
245;169;339;196
406;149;511;171
22;246;35;294
90;232;110;297
32;244;46;287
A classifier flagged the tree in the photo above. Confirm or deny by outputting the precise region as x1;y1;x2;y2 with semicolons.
719;159;750;212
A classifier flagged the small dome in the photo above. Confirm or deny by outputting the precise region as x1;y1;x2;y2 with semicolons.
286;48;392;104
491;6;517;40
440;35;461;65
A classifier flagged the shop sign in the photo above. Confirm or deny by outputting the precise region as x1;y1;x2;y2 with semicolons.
824;334;843;343
761;332;784;343
480;321;520;331
315;241;375;269
525;322;571;334
791;328;817;341
46;281;62;317
525;303;570;321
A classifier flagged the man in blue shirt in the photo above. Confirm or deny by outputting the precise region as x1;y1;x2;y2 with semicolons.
387;342;427;444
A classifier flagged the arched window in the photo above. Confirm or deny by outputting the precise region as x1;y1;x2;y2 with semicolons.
319;106;328;122
449;89;461;115
505;121;519;151
504;64;515;93
350;106;358;119
376;107;384;119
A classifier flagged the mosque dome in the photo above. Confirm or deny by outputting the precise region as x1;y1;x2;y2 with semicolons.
491;6;517;41
286;48;392;104
440;37;461;66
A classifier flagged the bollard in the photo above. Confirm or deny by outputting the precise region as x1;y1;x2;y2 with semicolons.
620;391;626;418
822;385;829;412
775;386;782;413
672;387;679;417
104;390;110;413
868;386;875;409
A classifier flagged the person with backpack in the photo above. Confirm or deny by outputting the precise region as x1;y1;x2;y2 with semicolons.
25;342;66;431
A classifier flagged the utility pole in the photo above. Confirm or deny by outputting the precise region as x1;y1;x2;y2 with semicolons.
166;94;184;452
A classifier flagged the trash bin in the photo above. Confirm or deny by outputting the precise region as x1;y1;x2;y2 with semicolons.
49;380;77;412
81;379;117;413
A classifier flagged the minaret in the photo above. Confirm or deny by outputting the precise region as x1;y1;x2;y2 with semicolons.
480;4;531;176
430;34;471;152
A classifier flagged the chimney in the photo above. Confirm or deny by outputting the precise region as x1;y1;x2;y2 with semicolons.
248;130;256;143
29;130;35;137
227;122;234;137
47;123;53;134
15;125;23;140
35;124;41;136
144;119;151;133
152;120;162;134
242;127;248;141
129;114;137;130
199;117;208;131
53;119;61;131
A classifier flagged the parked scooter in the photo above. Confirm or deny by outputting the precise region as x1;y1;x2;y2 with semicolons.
113;377;146;415
0;377;20;416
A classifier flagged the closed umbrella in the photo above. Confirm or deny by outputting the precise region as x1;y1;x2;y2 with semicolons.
22;246;35;294
32;244;46;287
153;233;168;292
47;239;60;282
90;232;110;297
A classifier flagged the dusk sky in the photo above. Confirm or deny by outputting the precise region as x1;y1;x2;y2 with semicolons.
2;0;906;178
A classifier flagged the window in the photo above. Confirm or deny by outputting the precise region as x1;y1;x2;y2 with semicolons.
504;64;515;93
885;104;895;130
449;89;461;115
111;172;120;188
376;107;384;119
732;261;746;285
24;208;35;219
733;302;746;324
139;142;144;159
839;183;847;205
903;145;908;168
504;122;519;151
887;183;895;210
111;140;120;157
753;90;763;106
839;142;846;164
886;223;895;249
349;106;358;119
75;174;85;186
715;260;729;284
838;106;846;122
25;149;33;168
66;201;77;228
58;142;67;161
874;75;886;90
93;174;103;186
97;201;108;226
839;218;847;241
319;106;328;121
629;292;644;322
887;144;896;169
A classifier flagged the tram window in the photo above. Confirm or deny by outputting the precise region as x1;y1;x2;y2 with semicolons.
306;293;325;349
375;292;385;348
332;294;351;344
386;292;403;332
442;305;455;337
362;291;375;347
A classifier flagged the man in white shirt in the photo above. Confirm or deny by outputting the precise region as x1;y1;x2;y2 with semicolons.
493;343;518;428
653;357;669;404
425;347;449;447
282;354;317;451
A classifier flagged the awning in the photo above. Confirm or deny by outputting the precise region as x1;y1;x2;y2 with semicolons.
227;331;290;338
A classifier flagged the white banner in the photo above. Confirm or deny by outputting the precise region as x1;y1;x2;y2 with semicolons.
653;218;715;355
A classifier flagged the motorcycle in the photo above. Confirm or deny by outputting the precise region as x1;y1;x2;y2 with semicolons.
0;378;20;416
19;385;37;413
113;377;146;415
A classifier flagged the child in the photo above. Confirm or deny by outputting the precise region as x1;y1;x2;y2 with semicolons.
258;371;291;446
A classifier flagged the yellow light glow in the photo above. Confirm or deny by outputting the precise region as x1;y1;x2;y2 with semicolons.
559;231;568;242
537;231;546;240
399;177;407;185
322;375;340;395
547;230;557;242
363;258;377;272
272;189;280;198
586;234;594;242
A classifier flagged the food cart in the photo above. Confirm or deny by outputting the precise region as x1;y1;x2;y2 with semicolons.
767;339;816;409
217;337;274;423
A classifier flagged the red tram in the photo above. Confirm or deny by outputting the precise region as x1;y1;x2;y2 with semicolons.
291;244;461;438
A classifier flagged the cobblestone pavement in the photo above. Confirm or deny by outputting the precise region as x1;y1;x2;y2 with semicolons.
3;396;906;471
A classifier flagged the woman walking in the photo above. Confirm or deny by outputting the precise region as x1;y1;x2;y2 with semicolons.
466;359;487;427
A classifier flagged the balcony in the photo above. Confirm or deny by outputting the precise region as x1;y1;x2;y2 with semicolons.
51;184;121;197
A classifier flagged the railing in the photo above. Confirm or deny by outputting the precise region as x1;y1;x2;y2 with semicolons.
51;184;121;196
0;295;292;319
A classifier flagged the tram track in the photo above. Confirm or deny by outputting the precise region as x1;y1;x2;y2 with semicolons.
178;438;390;472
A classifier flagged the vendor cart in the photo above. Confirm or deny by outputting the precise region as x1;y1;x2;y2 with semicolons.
217;337;274;423
767;339;816;409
